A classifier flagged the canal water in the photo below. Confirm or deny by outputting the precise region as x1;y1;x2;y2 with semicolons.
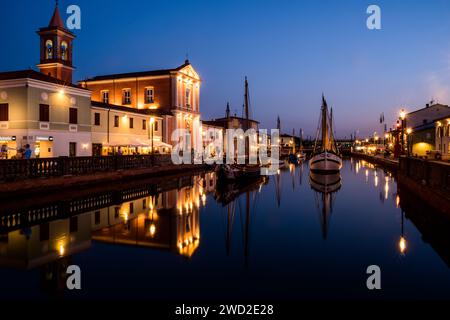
0;157;449;300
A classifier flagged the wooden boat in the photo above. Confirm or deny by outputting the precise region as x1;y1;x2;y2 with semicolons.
309;95;342;173
217;164;261;180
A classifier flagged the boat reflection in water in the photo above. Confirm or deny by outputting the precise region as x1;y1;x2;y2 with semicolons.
215;175;269;267
309;171;341;239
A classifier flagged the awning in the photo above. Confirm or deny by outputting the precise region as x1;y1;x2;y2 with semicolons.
103;139;172;149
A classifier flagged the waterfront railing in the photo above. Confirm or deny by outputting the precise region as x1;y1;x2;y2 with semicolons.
0;155;172;181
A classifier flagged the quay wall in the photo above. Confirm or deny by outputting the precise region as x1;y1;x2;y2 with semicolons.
350;152;450;215
349;152;399;171
398;157;450;215
0;160;210;198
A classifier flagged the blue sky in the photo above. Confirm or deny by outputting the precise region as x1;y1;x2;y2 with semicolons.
1;0;450;138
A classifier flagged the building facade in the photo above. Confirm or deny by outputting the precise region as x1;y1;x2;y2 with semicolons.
435;117;450;159
80;61;202;152
0;4;92;159
0;3;204;159
405;103;450;157
0;72;92;158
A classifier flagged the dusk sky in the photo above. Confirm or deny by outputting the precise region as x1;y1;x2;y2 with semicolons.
1;0;450;138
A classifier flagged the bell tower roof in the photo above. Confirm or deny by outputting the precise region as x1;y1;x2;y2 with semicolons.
48;1;64;28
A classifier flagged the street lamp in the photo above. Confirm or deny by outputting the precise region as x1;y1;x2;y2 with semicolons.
399;109;406;155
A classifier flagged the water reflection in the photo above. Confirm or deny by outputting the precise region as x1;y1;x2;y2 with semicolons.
0;159;450;299
309;172;341;239
0;173;216;275
215;176;269;267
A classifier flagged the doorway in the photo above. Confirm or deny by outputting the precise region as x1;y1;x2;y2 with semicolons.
69;142;77;157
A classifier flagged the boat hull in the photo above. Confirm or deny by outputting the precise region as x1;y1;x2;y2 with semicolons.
309;172;341;193
309;152;342;173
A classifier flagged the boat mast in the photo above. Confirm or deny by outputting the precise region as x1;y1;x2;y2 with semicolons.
244;77;250;163
244;77;249;123
321;94;328;151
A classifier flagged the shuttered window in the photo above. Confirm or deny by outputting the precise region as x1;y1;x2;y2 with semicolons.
69;108;78;124
39;104;50;122
0;104;8;121
94;112;100;126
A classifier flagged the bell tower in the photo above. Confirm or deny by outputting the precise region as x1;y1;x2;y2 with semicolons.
37;1;75;83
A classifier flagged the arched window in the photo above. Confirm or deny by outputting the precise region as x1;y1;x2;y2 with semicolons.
437;126;443;138
45;40;53;59
61;41;68;61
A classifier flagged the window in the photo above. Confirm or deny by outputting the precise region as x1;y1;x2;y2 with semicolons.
154;121;158;131
142;199;146;209
101;90;109;104
142;119;147;130
39;104;50;122
129;117;134;129
185;87;191;108
94;112;100;126
61;41;68;60
0;104;9;121
114;115;119;127
130;202;134;214
122;89;131;104
45;40;53;59
145;87;154;104
69;108;78;124
437;126;443;138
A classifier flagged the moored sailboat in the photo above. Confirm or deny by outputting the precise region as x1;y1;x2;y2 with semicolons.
309;95;342;173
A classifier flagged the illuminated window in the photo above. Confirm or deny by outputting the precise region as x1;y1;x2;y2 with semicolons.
61;41;68;60
101;90;109;104
437;126;443;138
185;87;191;108
145;87;154;104
45;40;53;59
122;89;131;105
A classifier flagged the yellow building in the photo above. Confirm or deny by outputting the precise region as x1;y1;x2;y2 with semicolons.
436;117;450;160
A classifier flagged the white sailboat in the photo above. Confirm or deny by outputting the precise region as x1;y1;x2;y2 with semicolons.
309;95;342;173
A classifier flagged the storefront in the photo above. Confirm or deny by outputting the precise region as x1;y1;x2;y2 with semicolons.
100;141;172;156
0;136;17;159
34;136;54;158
